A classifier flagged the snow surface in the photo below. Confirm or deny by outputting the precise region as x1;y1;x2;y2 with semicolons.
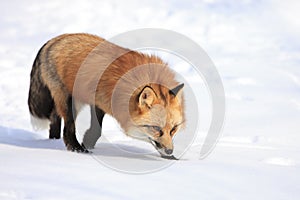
1;0;300;199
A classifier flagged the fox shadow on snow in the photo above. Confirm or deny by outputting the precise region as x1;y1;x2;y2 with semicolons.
0;126;162;161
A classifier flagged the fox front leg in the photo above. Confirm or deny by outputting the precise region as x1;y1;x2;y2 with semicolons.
82;106;105;149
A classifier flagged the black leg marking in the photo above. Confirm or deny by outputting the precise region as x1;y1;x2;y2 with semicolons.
49;109;61;139
63;96;88;153
82;105;105;149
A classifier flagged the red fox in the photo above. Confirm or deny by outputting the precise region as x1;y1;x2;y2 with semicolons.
28;33;185;159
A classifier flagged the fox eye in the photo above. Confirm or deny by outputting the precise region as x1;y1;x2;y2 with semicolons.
151;126;163;137
170;125;178;136
151;126;161;132
141;125;163;137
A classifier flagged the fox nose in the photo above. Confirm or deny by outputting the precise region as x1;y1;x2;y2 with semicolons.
165;148;173;155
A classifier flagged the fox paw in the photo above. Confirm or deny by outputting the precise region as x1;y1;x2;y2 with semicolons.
66;143;89;153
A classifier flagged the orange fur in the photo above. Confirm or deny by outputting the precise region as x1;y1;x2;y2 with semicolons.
32;33;185;155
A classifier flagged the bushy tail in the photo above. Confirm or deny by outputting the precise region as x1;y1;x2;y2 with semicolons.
28;46;54;130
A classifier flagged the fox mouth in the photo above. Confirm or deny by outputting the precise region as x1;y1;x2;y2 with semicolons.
149;138;162;149
148;138;173;156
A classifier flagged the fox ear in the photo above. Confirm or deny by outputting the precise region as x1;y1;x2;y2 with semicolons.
169;83;184;97
138;86;157;108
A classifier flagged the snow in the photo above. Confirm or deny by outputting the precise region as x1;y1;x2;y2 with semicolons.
1;0;300;199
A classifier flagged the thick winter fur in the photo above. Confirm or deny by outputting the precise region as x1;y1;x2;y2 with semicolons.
28;33;185;157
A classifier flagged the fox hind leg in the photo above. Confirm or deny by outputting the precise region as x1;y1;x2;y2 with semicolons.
62;96;89;153
41;72;87;152
49;109;61;139
82;106;105;149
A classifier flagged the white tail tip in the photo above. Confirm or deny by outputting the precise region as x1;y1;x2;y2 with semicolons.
30;114;50;131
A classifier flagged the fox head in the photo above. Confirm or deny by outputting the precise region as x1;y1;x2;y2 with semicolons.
128;83;185;156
